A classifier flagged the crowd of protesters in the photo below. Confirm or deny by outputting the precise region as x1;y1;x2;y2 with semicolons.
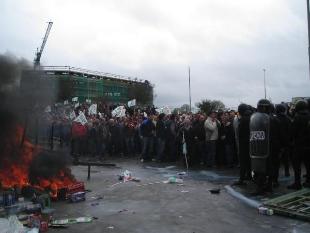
40;98;310;195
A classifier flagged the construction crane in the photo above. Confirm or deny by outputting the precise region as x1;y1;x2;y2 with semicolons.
34;21;53;68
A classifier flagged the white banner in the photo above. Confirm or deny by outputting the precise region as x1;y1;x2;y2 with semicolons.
156;107;171;115
112;106;126;118
88;104;97;115
128;99;136;107
74;112;88;125
72;97;78;102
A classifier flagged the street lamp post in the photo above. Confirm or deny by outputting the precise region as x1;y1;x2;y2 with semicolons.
307;0;310;79
263;69;266;99
188;66;192;112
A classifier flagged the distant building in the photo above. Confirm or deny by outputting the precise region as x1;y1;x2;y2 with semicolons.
21;66;154;106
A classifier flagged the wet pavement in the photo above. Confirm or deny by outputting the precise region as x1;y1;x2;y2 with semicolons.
49;158;310;233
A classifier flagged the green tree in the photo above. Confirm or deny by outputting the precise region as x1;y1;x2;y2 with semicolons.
196;99;225;115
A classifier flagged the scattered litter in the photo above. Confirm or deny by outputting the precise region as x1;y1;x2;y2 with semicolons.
258;206;274;216
69;192;86;203
178;172;187;178
27;228;39;233
90;196;103;202
209;188;221;194
49;224;69;229
0;215;29;233
179;190;189;193
118;170;141;182
51;216;93;225
118;209;128;213
163;176;183;184
85;189;92;193
107;226;114;229
91;202;99;206
179;215;183;218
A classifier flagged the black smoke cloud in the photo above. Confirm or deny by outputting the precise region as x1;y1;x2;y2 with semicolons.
0;53;31;158
0;52;72;181
29;150;73;182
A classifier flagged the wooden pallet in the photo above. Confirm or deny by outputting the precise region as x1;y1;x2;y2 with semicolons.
263;188;310;221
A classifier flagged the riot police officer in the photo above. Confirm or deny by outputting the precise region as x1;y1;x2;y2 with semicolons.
275;104;291;180
233;103;251;186
250;99;281;195
287;100;310;189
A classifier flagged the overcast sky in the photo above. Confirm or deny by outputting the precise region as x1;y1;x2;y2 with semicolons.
1;0;310;108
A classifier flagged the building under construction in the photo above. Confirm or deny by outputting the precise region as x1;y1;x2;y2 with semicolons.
22;22;153;106
21;66;154;106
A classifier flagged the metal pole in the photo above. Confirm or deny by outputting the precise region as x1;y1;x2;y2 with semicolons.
307;0;310;79
188;66;192;112
263;69;266;99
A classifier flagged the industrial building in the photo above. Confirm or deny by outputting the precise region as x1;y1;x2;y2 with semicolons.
21;66;154;106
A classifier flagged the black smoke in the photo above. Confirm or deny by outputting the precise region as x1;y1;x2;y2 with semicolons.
0;52;73;183
0;53;30;161
29;150;73;183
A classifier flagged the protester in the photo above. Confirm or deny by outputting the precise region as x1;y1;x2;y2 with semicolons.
204;111;220;168
41;97;310;197
140;115;155;162
155;113;167;162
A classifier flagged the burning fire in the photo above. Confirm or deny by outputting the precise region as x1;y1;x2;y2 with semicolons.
0;125;76;198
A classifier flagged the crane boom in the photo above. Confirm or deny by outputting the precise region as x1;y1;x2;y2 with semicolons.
34;21;53;68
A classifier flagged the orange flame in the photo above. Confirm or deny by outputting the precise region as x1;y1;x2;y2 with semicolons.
0;125;76;198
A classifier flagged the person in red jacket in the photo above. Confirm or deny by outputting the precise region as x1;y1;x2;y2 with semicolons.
71;121;88;160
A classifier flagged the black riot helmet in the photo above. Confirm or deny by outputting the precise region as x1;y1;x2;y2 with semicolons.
295;100;308;113
275;104;286;115
238;103;248;116
257;99;271;114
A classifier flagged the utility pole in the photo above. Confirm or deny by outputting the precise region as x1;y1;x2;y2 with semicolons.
188;66;192;112
307;0;310;79
263;69;267;99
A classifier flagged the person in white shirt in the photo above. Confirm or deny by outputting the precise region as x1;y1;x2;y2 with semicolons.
204;111;220;167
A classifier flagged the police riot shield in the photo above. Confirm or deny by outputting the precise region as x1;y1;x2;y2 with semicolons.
249;112;270;173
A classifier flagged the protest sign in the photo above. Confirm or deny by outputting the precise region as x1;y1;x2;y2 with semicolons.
88;104;97;115
128;99;136;107
112;106;126;117
74;112;88;125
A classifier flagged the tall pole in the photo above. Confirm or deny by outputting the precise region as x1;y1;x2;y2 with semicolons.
263;69;266;99
307;0;310;79
188;66;192;112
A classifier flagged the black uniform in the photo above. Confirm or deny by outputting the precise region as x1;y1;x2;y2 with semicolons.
234;104;251;185
249;99;282;194
288;101;310;189
275;105;291;178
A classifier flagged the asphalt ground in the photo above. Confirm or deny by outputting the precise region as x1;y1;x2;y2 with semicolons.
48;158;310;233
